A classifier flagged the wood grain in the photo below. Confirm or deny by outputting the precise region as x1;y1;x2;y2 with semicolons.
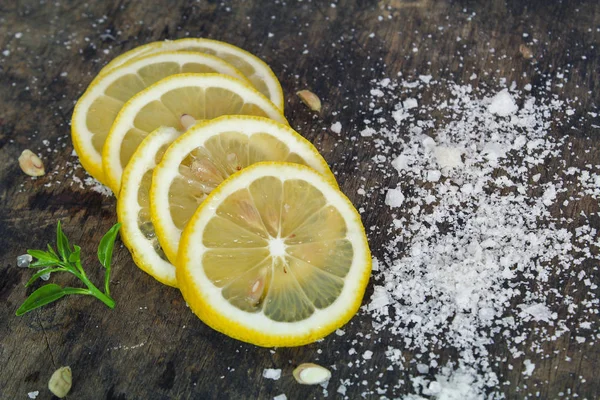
0;0;598;399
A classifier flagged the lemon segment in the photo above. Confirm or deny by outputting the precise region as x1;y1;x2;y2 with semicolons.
95;38;284;111
150;115;337;264
117;127;180;287
72;51;249;185
102;73;288;194
177;162;371;347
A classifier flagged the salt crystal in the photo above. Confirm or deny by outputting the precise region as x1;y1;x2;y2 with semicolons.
523;360;535;377
426;170;441;182
542;185;557;206
391;154;410;172
40;272;51;281
385;187;404;208
419;75;432;84
422;136;436;151
2;50;10;56
488;89;518;117
363;350;373;360
263;368;281;380
17;254;33;268
360;127;375;137
368;285;391;311
330;121;342;134
15;32;23;39
27;392;39;399
337;384;347;395
519;303;554;322
416;363;430;374
434;146;463;169
403;98;418;110
273;395;287;400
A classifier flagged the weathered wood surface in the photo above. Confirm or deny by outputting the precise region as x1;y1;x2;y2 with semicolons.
0;0;599;399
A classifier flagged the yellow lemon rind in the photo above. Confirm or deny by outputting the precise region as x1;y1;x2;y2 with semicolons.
117;126;180;287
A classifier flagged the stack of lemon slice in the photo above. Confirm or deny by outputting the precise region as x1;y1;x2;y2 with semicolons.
72;39;371;347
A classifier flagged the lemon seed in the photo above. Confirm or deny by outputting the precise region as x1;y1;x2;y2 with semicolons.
297;90;322;112
18;149;45;177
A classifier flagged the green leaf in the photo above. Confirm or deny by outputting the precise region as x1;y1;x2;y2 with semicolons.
25;268;64;287
16;284;68;316
56;221;72;262
27;249;58;263
68;245;81;263
29;259;60;268
98;223;121;270
47;244;59;258
98;223;121;296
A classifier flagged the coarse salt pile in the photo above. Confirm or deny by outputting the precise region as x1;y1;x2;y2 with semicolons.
358;76;599;398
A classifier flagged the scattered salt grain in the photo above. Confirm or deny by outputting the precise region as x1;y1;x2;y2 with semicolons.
368;285;391;311
416;363;430;374
434;146;463;169
403;98;418;110
519;303;555;322
330;121;342;134
523;360;535;377
362;350;373;360
27;391;39;399
488;89;518;116
17;254;33;268
2;50;10;57
15;32;23;39
384;187;404;208
273;394;287;400
426;170;441;182
360;127;375;137
263;368;281;380
356;71;598;398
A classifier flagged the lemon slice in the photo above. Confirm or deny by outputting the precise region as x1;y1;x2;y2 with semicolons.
150;115;337;264
96;38;284;110
117;126;179;287
102;73;287;194
72;51;249;185
177;162;371;347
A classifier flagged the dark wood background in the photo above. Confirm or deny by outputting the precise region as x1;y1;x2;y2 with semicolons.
1;0;599;399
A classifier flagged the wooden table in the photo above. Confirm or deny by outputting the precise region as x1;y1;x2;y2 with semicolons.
1;1;598;398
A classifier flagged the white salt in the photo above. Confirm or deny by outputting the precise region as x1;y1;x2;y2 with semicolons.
263;368;281;380
360;127;375;137
403;98;418;110
426;170;441;182
385;187;405;208
434;146;463;169
488;89;518;117
523;360;535;377
391;154;410;172
368;285;391;312
330;121;342;134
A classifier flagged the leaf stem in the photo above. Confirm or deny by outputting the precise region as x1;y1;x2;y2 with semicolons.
79;275;115;309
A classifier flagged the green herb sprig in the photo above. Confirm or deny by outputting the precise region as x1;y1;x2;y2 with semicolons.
16;221;121;316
